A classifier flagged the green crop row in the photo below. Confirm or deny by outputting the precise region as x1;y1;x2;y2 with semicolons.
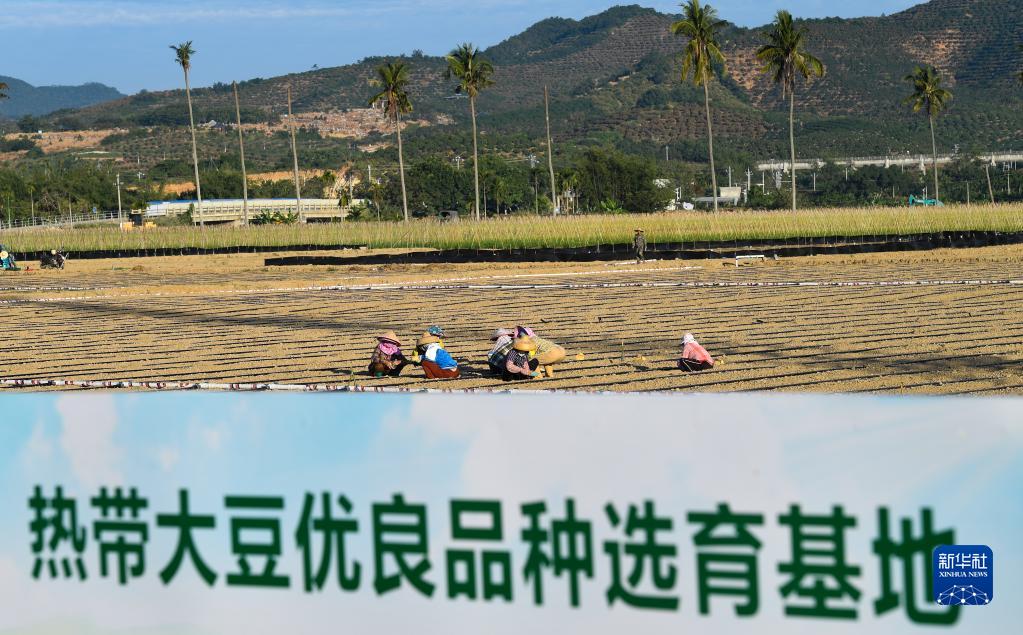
4;204;1023;254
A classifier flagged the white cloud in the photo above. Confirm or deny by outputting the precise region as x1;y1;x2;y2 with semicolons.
23;420;53;465
156;446;180;472
56;394;122;488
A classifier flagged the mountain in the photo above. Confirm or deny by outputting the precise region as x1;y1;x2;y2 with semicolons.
21;0;1023;164
0;76;124;118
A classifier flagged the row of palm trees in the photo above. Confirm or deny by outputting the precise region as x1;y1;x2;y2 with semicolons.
674;0;962;212
371;44;494;221
166;2;1021;223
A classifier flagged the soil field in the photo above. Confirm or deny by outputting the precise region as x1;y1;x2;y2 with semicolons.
2;246;1022;395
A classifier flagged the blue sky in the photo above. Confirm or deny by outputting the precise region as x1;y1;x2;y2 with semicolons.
1;0;921;93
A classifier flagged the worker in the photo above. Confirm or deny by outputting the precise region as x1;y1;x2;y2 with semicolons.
368;331;409;377
678;332;715;372
633;229;646;262
487;328;516;374
503;334;540;381
516;326;566;377
417;333;460;379
0;248;20;271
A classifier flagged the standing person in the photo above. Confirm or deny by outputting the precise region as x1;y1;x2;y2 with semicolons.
417;333;460;379
368;331;409;377
633;229;647;262
516;326;566;377
487;328;516;374
503;335;540;381
678;332;715;372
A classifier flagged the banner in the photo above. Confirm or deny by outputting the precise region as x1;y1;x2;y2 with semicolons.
1;392;1020;633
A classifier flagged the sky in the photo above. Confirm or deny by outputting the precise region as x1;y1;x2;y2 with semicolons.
0;0;922;94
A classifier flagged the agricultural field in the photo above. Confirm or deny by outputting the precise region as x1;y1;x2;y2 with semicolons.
5;204;1023;253
1;245;1022;394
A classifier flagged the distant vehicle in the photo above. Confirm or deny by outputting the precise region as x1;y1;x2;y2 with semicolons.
909;195;943;207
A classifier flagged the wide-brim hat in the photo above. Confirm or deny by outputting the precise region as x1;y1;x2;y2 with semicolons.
634;228;644;232
0;251;8;259
513;336;537;352
417;333;441;347
376;331;402;346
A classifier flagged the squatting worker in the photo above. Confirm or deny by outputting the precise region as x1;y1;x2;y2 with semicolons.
487;328;516;374
678;332;715;372
504;335;540;381
633;229;646;262
417;333;460;379
368;331;409;377
516;326;566;378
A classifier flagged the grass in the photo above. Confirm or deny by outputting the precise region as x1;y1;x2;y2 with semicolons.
5;204;1023;253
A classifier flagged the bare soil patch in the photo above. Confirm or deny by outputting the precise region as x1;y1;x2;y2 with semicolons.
2;246;1021;395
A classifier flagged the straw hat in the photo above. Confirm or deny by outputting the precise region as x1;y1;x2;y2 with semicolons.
513;336;537;352
634;228;644;232
0;251;8;260
417;333;441;347
376;331;402;346
51;249;57;255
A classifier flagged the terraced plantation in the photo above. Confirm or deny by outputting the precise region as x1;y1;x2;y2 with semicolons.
2;246;1022;394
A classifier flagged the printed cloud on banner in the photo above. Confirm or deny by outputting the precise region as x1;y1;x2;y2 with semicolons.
56;394;123;489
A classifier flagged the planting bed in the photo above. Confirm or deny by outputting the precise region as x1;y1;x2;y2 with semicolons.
2;245;1022;395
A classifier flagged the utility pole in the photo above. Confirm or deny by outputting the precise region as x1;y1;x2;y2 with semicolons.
966;181;970;205
985;164;995;204
287;84;303;222
116;173;123;222
665;145;669;162
233;81;250;225
544;85;558;214
29;188;35;225
727;166;732;188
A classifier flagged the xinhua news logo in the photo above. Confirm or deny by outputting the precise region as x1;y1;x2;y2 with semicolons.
932;545;993;606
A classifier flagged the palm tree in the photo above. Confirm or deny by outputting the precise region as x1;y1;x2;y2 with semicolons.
445;43;494;221
369;62;413;221
903;66;952;202
171;42;203;226
757;10;825;211
672;0;727;212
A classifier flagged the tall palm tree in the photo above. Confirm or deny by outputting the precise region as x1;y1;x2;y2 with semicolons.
369;62;413;221
757;10;825;211
445;43;494;221
171;41;203;226
672;0;727;212
903;66;952;202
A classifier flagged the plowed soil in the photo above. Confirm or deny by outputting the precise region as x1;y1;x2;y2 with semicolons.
2;246;1022;394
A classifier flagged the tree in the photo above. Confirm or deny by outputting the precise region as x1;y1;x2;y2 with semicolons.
0;81;7;101
445;43;494;221
903;66;952;202
171;41;204;226
672;0;727;212
1018;44;1023;85
757;10;825;211
369;62;414;222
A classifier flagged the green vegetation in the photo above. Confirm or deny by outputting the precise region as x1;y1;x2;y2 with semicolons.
672;0;727;212
757;10;825;211
171;41;204;226
4;204;1023;253
903;66;952;201
445;43;495;220
369;62;414;221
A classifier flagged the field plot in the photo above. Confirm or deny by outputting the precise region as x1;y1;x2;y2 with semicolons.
2;247;1022;395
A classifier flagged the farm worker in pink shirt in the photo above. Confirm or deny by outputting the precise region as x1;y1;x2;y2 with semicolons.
678;333;715;372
